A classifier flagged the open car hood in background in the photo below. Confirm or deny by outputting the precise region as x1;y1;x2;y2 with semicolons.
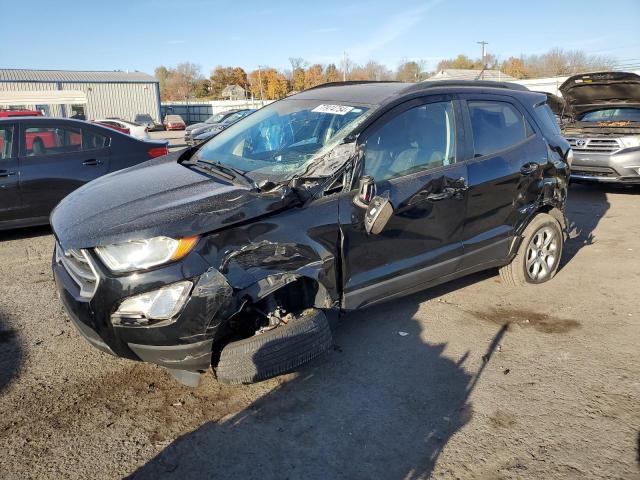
559;71;640;116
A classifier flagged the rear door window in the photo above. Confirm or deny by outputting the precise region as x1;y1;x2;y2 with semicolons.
0;126;15;159
468;101;534;157
23;126;82;157
82;130;110;150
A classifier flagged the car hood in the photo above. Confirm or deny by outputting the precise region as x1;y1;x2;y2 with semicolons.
560;71;640;116
50;152;294;250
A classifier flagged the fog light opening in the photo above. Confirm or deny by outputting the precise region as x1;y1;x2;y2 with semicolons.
112;281;192;326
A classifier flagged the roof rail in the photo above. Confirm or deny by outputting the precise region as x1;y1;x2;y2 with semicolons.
402;80;530;94
304;80;402;91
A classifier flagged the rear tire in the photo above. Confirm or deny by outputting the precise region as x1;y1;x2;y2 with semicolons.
214;308;332;385
499;213;563;287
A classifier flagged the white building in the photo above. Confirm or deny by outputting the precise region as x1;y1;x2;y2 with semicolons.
0;69;161;122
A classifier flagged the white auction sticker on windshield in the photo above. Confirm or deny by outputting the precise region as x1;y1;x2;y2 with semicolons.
312;104;354;115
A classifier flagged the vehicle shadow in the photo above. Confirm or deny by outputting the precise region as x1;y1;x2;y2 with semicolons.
0;309;23;394
0;224;51;242
128;272;506;480
561;183;611;268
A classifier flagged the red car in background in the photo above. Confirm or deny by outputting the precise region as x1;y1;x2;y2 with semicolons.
163;114;186;130
0;110;43;118
93;120;130;135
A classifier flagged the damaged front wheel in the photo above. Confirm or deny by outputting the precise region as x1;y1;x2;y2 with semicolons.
213;308;332;384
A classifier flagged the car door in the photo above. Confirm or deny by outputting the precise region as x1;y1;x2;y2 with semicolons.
458;94;548;269
340;96;468;309
18;122;109;219
0;123;24;225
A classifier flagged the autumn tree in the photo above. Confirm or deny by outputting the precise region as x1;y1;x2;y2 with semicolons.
289;57;307;92
350;61;393;81
154;66;172;100
162;62;203;101
194;79;211;98
325;64;340;83
304;64;325;89
436;54;482;71
249;68;288;100
501;57;527;79
396;60;426;82
210;66;248;98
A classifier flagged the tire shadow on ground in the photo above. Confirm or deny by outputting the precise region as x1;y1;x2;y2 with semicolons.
0;309;23;394
128;272;505;480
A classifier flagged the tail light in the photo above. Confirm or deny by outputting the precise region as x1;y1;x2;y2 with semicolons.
124;129;131;135
148;146;169;158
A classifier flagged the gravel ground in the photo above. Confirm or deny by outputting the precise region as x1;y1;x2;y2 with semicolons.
0;184;639;480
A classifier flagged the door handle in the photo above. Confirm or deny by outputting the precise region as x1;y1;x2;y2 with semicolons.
82;159;102;166
0;170;16;178
520;162;539;175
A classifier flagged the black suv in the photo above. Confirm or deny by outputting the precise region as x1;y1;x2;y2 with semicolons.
51;81;570;386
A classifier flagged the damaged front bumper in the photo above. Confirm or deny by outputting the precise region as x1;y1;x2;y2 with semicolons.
53;246;235;381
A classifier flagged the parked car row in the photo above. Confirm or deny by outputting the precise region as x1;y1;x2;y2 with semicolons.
184;109;255;145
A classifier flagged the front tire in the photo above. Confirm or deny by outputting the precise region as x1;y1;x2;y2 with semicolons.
500;213;563;286
214;308;332;385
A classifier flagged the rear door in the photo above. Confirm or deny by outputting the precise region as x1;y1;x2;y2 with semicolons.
18;122;110;219
340;95;468;309
458;94;548;269
0;123;24;225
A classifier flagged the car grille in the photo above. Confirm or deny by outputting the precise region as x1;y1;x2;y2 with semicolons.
566;137;622;154
55;243;99;300
572;166;618;178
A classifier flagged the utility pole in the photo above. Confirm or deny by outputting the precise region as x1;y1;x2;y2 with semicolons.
477;40;488;67
342;51;347;81
257;65;264;105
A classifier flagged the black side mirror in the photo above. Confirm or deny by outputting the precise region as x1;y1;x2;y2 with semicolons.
364;195;394;235
353;175;376;207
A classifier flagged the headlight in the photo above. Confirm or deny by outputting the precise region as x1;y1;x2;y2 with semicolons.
95;236;199;272
112;281;192;323
566;148;574;166
619;135;640;149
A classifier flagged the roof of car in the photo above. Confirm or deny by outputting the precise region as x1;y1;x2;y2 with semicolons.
292;80;534;106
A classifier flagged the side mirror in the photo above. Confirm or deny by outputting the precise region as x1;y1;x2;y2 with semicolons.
353;175;376;207
364;195;394;235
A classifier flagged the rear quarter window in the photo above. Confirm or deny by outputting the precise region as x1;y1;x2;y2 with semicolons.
534;103;561;136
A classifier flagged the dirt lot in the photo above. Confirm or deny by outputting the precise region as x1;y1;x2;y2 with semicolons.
0;184;639;480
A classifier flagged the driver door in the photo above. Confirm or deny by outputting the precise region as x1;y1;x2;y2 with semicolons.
339;96;468;309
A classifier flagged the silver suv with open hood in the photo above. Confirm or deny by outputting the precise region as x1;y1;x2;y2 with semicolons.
560;71;640;184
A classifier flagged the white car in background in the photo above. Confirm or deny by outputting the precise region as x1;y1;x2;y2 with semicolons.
94;118;150;139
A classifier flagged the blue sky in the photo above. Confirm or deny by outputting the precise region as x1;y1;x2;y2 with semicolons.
2;0;639;75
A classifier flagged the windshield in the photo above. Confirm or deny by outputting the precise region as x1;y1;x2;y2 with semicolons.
221;111;247;124
192;99;373;181
580;108;640;122
205;112;229;124
136;114;152;122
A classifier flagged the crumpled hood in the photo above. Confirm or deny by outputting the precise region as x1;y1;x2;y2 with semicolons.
51;152;291;250
560;71;640;116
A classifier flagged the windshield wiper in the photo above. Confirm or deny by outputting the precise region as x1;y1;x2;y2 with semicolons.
193;159;258;189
